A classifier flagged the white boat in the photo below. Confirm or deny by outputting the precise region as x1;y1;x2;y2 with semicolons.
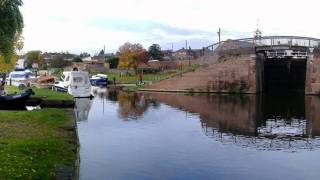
6;69;35;87
90;74;108;87
53;70;92;98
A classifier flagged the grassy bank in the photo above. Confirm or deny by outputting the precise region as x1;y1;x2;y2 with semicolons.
0;108;77;179
107;64;199;84
5;86;73;101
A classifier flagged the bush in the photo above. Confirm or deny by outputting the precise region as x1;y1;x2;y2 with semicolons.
50;56;71;68
72;56;82;62
137;67;160;74
107;57;119;69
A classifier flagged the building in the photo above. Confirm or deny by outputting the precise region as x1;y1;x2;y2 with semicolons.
161;50;174;61
172;48;202;60
92;53;115;63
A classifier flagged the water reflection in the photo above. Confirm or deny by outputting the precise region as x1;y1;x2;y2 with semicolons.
105;90;159;120
74;98;92;121
77;91;320;179
89;90;320;151
146;93;320;151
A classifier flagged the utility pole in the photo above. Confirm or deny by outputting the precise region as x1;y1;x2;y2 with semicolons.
217;28;221;44
103;45;106;62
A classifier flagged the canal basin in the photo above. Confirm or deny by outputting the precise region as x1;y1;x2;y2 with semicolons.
76;90;320;180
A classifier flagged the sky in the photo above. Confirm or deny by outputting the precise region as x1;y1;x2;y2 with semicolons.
21;0;320;55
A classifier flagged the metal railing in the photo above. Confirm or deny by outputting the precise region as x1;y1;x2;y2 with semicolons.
203;36;320;55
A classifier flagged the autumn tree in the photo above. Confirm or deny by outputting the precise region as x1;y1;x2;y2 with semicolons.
0;0;24;63
148;44;163;60
25;51;43;68
0;54;18;73
118;42;149;73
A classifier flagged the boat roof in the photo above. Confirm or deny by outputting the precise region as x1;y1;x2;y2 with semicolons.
10;71;30;75
93;74;108;78
63;71;89;77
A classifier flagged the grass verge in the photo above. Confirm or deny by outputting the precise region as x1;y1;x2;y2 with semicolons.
107;64;200;84
0;108;77;179
5;86;73;101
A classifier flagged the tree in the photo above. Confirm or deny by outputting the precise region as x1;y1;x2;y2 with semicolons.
135;50;149;65
25;51;43;68
118;42;149;73
0;54;18;73
0;0;24;63
148;44;163;60
107;57;119;69
72;56;83;62
119;42;144;53
15;35;24;52
50;56;71;68
80;52;90;58
98;49;105;56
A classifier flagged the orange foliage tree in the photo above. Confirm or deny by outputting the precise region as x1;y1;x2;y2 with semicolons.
118;42;149;74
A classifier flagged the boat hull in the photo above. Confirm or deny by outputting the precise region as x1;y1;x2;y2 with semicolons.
0;89;34;109
90;78;108;87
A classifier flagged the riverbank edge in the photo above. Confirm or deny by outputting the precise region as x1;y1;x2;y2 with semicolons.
26;98;75;108
137;88;257;94
64;109;80;180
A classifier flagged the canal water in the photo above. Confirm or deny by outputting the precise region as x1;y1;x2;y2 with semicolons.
76;90;320;180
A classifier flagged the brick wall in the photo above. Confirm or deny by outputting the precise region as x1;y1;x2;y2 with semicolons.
305;55;320;94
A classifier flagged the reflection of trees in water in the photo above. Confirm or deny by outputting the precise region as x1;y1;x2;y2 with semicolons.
107;90;118;102
117;91;150;120
149;93;320;151
93;90;160;120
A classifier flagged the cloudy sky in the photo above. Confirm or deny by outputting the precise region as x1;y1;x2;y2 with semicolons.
21;0;320;54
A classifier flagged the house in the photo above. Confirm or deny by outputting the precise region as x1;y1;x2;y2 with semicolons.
161;50;174;61
172;48;201;60
92;53;115;63
82;56;93;62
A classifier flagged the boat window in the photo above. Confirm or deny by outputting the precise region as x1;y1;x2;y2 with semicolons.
66;76;70;82
11;74;27;78
73;77;83;83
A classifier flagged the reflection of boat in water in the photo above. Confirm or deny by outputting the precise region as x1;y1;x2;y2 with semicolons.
0;89;34;109
74;98;92;121
91;86;108;96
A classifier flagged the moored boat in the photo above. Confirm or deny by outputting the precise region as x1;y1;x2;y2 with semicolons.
0;89;34;109
36;76;55;89
53;70;92;98
90;74;108;87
